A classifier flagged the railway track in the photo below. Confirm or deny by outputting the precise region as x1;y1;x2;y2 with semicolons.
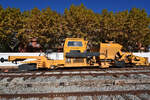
0;90;150;100
0;67;150;100
0;66;150;72
0;71;150;78
0;67;150;78
1;66;150;73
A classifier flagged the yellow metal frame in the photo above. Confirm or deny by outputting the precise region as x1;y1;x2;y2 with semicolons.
7;38;149;69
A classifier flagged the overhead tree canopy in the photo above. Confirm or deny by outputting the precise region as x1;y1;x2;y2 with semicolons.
0;4;150;52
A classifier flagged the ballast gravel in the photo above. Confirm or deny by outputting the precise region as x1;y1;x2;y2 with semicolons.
0;70;150;100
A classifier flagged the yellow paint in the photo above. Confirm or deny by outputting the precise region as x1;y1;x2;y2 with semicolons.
7;38;149;70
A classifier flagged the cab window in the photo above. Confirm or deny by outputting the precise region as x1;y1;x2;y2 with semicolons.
68;41;83;47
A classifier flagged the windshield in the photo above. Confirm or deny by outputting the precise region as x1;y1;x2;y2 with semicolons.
68;41;83;47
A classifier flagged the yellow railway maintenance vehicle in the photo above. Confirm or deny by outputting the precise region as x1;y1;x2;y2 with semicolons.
2;38;149;70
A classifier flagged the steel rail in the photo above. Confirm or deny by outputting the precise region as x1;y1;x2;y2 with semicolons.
1;66;150;73
0;71;150;78
0;90;150;98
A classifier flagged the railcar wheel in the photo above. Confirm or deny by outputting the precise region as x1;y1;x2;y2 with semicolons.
115;61;125;68
18;63;37;71
50;65;57;69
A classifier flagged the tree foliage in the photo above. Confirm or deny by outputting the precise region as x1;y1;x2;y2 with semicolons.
0;4;150;52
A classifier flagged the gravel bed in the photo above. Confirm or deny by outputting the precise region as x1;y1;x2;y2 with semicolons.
139;93;150;99
126;94;141;100
0;79;150;93
0;70;150;100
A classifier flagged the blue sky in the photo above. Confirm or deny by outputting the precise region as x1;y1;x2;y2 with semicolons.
0;0;150;14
